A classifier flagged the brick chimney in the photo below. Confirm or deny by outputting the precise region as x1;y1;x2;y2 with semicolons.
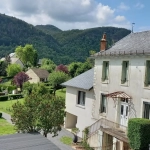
100;33;107;51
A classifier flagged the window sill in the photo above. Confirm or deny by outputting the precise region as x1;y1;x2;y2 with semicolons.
120;82;129;87
144;86;150;90
76;105;85;109
101;80;109;84
99;112;106;117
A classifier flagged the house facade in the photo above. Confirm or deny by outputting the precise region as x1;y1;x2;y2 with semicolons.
26;68;49;83
62;69;97;137
63;31;150;150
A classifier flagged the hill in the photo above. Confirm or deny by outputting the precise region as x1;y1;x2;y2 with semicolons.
0;13;131;64
36;25;131;62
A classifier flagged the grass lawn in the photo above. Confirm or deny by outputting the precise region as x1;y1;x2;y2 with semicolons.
0;98;24;114
0;118;16;135
56;88;66;99
60;136;72;145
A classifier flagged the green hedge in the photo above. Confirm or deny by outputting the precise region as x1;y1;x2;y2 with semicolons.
0;85;16;93
0;94;23;101
0;112;2;118
128;118;150;150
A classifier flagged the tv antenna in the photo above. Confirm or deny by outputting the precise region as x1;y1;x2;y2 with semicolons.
132;23;135;33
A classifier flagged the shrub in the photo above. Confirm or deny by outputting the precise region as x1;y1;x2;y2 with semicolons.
0;112;2;118
0;96;8;101
128;118;150;150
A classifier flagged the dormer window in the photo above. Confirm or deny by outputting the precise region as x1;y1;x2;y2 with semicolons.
102;61;109;82
121;61;129;84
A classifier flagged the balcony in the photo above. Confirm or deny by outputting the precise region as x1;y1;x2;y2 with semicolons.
87;118;128;143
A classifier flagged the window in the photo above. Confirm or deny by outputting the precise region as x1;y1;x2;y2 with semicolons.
143;102;150;119
121;61;129;84
102;61;109;82
100;94;107;113
77;91;86;106
144;61;150;87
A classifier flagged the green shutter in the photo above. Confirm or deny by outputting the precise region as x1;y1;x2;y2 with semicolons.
121;61;126;84
144;61;150;86
102;61;106;81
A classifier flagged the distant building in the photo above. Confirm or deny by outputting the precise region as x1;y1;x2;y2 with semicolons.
26;68;49;83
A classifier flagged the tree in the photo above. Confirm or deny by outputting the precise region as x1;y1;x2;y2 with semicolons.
11;92;65;138
15;44;38;67
56;64;68;74
68;62;82;78
0;60;8;76
13;72;29;90
41;58;56;73
6;64;22;77
37;94;65;137
48;71;70;95
75;61;93;76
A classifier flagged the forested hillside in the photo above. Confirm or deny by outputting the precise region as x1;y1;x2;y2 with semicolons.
0;13;131;64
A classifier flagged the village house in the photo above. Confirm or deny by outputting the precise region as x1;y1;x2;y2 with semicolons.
0;52;24;68
62;31;150;150
26;68;49;83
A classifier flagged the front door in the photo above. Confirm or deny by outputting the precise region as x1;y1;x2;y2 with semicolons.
120;101;128;126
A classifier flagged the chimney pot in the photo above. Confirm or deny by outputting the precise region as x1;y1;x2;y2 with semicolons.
100;33;107;51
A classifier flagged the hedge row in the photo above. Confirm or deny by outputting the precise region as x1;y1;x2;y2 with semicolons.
128;118;150;150
0;85;16;93
0;94;23;101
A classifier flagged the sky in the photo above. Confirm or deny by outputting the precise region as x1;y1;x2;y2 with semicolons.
0;0;149;32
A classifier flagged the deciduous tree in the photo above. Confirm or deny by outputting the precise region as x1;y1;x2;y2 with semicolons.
13;72;29;89
56;64;68;74
15;44;38;67
12;93;65;138
48;71;69;95
6;64;22;77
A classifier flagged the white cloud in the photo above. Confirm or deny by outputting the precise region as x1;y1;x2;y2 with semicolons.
0;0;130;30
135;2;144;9
118;2;130;11
115;16;126;22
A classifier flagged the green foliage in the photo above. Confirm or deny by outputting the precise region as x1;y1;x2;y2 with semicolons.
15;44;37;67
11;92;65;137
22;82;49;97
128;118;150;150
0;61;8;76
0;94;23;101
0;13;130;64
60;136;72;145
6;64;22;77
0;84;16;93
75;61;93;76
40;58;56;73
48;71;70;95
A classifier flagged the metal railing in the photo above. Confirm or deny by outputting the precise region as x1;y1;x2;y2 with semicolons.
87;118;127;138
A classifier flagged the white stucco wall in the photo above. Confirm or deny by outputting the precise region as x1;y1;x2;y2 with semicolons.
65;87;97;137
26;69;40;83
93;55;150;124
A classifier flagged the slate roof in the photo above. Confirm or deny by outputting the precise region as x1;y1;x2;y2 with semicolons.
61;68;94;90
0;133;60;150
95;30;150;56
31;68;49;78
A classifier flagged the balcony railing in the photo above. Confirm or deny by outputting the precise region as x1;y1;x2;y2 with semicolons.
87;118;128;142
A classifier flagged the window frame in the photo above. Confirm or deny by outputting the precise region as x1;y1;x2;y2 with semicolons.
77;91;86;106
143;102;150;119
